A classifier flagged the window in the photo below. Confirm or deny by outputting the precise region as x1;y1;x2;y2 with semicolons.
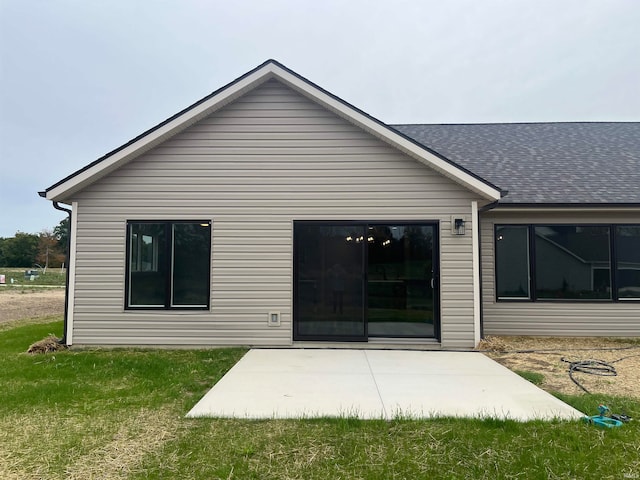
616;226;640;300
126;221;211;309
535;225;611;300
495;226;530;299
495;224;640;302
130;229;160;272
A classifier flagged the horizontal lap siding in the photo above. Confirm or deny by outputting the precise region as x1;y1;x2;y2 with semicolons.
481;211;640;336
70;79;480;347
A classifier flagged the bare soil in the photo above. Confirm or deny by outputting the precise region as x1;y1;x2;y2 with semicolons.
0;288;65;324
480;336;640;399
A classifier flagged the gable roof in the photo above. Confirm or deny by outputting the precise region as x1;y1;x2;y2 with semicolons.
393;122;640;205
43;60;502;202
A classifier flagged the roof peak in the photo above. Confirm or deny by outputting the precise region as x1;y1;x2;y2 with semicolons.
44;59;502;202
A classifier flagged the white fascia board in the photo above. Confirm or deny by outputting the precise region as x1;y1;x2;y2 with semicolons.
47;61;501;202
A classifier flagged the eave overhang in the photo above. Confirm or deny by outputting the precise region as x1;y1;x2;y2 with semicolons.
489;203;640;212
44;60;502;202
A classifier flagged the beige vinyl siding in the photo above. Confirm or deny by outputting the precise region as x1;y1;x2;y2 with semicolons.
481;210;640;336
69;79;482;348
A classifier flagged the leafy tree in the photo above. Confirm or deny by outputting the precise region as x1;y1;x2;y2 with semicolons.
0;237;6;266
54;217;70;255
0;232;39;267
36;230;66;269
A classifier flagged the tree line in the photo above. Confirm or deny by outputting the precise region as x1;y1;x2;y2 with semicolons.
0;218;69;268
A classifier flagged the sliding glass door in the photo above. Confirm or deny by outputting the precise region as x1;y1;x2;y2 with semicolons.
367;224;436;338
294;224;366;340
294;222;438;341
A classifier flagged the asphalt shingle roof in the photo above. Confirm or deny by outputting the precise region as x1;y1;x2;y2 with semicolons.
391;122;640;204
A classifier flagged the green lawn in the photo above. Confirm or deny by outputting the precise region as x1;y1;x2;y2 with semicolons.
0;267;66;288
1;318;639;479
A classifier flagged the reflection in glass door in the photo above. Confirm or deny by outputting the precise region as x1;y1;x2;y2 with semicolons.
294;222;438;341
294;224;366;340
367;224;436;338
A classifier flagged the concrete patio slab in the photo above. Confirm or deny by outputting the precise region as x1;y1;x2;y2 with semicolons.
186;349;584;421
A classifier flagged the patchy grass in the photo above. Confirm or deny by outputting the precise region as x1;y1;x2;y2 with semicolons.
0;314;63;332
136;406;640;479
2;318;639;479
483;336;640;398
0;318;245;479
515;369;545;385
0;267;66;289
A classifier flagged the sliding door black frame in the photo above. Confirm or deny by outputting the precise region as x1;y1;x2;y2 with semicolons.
293;221;367;341
293;220;440;342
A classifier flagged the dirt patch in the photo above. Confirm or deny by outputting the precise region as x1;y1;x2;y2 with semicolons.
480;336;640;398
0;289;65;324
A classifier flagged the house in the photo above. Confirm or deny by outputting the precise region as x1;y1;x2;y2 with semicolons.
41;60;640;349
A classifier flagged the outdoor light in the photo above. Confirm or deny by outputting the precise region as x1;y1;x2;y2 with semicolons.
453;218;466;235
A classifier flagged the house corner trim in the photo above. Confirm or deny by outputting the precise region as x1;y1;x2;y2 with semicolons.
66;201;78;345
471;201;481;346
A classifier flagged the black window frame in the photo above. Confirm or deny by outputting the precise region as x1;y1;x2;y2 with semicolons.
494;225;532;300
494;223;640;303
614;224;640;301
125;220;212;310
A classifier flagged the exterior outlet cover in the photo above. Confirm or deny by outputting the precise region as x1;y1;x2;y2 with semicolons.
268;311;281;327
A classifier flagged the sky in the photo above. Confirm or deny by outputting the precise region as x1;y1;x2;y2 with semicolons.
1;0;639;237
